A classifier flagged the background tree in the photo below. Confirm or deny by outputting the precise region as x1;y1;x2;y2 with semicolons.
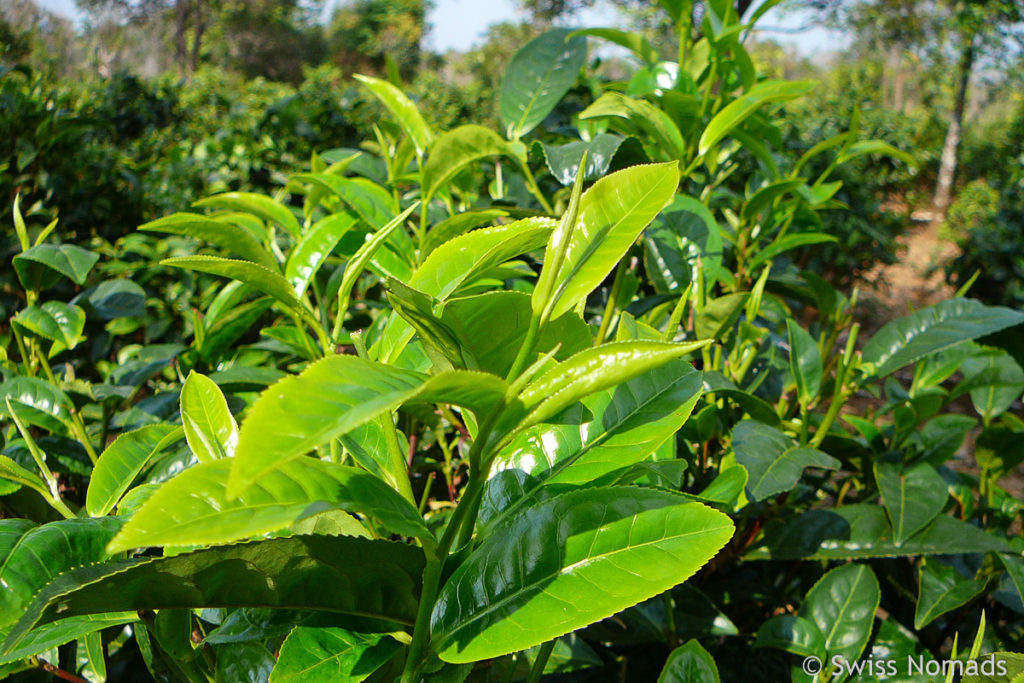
328;0;429;79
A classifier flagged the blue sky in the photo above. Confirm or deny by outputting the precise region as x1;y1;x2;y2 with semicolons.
33;0;843;55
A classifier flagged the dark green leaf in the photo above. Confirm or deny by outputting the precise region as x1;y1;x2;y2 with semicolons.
749;506;1009;560
755;615;825;658
0;518;123;629
11;302;85;355
0;376;74;433
861;299;1024;378
914;559;986;629
732;421;838;501
659;639;721;683
500;29;588;139
87;279;147;319
540;134;630;185
786;319;822;407
800;563;878;667
643;195;723;294
5;535;424;652
270;627;400;682
441;291;590;376
13;244;98;289
874;462;947;545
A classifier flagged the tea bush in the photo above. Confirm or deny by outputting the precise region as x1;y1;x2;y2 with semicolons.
2;2;1023;682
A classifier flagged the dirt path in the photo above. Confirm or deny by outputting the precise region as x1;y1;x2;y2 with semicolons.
856;212;959;335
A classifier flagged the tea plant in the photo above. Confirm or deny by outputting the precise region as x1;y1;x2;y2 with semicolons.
2;1;1024;681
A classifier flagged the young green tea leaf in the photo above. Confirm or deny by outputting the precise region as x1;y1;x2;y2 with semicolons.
86;424;182;516
180;370;238;462
430;487;733;663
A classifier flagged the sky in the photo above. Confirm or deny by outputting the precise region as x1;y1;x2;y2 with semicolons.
32;0;845;56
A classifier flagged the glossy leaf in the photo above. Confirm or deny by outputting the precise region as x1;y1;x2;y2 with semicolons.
421;209;508;257
227;354;508;496
914;559;986;629
86;424;182;516
180;371;238;462
110;458;432;552
579;92;685;160
750;505;1009;560
0;518;123;629
412;218;554;300
285;212;357;297
540;134;636;186
957;349;1024;421
140;212;277;269
355;74;434;157
11;302;85;355
270;627;400;683
874;462;947;546
787;319;822;407
430;487;733;662
799;563;879;668
861;298;1024;378
482;359;703;529
755;615;825;658
13;243;98;289
336;203;418;308
194;192;301;240
541;162;679;318
5;535;425;651
294;174;396;230
422;125;514;200
659;640;721;683
698;80;816;155
0;613;137;665
511;340;709;435
500;29;588;139
0;376;74;433
732;421;839;501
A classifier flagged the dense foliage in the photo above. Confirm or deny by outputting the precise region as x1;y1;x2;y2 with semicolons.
2;1;1024;682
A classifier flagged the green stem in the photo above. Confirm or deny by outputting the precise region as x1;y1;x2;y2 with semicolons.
401;556;442;683
506;314;543;382
595;258;628;345
519;160;554;214
12;326;33;376
527;640;556;683
35;349;99;463
810;324;859;449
